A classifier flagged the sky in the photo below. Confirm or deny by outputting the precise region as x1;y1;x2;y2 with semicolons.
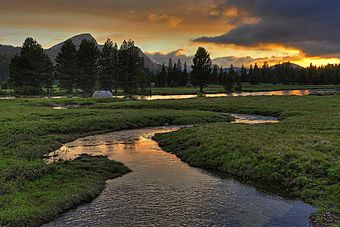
1;0;340;67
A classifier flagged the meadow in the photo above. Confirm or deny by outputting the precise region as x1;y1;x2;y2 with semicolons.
0;99;229;226
0;95;339;226
92;95;340;225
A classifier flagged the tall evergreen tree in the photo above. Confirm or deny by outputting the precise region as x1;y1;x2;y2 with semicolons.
183;61;189;86
240;65;247;83
160;63;167;87
55;39;77;94
251;63;260;85
98;39;118;92
167;58;174;87
211;65;219;84
9;37;52;94
225;65;235;92
218;66;224;85
191;47;212;93
76;39;99;93
118;39;146;94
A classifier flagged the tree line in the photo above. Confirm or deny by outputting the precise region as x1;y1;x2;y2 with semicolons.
7;37;149;95
152;58;340;92
238;62;340;85
4;37;340;95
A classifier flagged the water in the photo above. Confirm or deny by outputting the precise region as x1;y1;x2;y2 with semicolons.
45;122;315;226
230;114;280;124
137;89;313;100
2;89;338;101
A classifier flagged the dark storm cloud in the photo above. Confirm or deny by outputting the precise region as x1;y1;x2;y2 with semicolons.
194;0;340;56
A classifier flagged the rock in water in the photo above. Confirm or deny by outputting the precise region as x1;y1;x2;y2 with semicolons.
92;91;113;98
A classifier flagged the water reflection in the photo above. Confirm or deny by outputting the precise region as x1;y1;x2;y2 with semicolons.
231;114;280;124
2;89;338;101
137;89;312;100
45;127;315;227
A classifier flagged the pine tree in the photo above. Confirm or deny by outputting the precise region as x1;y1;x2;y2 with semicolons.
191;47;212;94
167;58;174;87
211;65;219;84
183;61;189;86
177;59;184;86
160;63;167;87
240;65;247;83
219;66;224;85
225;65;235;92
55;39;77;94
118;40;145;94
248;64;253;83
251;63;260;85
98;39;118;92
76;39;99;94
9;37;52;94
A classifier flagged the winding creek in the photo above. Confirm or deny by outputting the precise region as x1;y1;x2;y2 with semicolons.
44;114;315;226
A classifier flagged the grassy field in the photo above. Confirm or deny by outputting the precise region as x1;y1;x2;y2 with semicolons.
1;95;339;226
90;96;340;226
0;99;229;226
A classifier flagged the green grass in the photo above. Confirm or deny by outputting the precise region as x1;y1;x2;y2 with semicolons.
90;96;340;226
1;95;340;226
0;99;230;226
0;155;130;226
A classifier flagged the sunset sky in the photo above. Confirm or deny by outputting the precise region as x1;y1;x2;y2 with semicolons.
1;0;340;67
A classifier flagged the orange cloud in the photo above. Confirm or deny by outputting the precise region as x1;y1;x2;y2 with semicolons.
148;13;183;28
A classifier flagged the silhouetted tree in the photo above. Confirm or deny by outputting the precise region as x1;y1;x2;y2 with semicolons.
98;39;118;92
76;39;99;93
240;65;247;83
225;65;235;92
55;39;77;94
211;65;219;84
9;37;52;94
191;47;212;93
118;40;146;94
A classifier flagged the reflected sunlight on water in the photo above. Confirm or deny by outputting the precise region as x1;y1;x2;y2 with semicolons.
45;126;315;227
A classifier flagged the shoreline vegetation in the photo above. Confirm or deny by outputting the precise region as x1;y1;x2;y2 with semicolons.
0;99;230;226
1;84;340;97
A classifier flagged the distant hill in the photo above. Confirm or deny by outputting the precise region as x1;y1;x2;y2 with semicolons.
0;33;161;81
0;44;21;57
0;45;21;81
270;62;304;70
45;33;98;62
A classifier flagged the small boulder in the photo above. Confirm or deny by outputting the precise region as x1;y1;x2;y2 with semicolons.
92;91;113;98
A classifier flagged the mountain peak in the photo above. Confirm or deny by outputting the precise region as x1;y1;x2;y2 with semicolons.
49;33;97;50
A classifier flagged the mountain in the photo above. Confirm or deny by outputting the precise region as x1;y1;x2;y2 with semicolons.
45;33;98;62
0;44;21;57
0;45;20;81
270;62;304;70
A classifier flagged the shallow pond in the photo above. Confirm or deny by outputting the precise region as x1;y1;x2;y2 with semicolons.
45;115;315;226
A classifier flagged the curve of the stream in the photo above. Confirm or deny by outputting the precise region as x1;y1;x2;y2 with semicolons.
44;114;315;227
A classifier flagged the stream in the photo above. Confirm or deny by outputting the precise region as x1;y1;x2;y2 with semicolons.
44;115;315;227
